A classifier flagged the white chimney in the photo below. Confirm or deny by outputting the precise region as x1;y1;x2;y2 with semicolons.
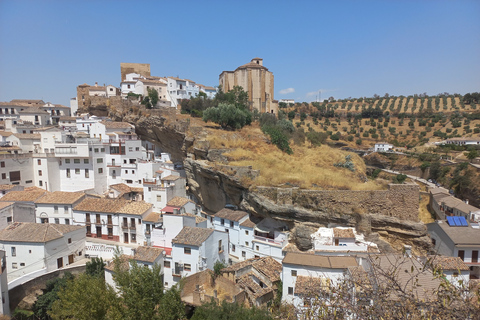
403;245;412;257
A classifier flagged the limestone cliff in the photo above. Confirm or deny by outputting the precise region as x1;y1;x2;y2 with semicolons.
127;109;431;254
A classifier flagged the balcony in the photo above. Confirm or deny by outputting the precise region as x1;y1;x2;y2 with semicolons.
253;235;284;246
145;229;151;235
107;163;121;167
130;223;136;230
122;223;129;229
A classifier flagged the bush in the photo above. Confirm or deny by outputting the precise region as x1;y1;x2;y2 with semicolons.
262;125;293;154
277;119;295;134
203;103;252;129
306;130;328;146
356;139;362;145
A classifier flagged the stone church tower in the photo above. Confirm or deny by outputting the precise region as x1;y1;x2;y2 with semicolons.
219;58;278;114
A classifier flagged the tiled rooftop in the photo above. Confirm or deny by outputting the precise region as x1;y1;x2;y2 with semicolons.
0;222;83;243
172;227;213;246
133;246;164;263
167;196;193;207
35;191;85;205
0;190;47;202
283;252;358;269
215;208;249;222
428;255;470;271
294;276;328;295
222;256;282;283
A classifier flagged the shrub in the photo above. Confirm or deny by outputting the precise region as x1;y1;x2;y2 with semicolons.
262;125;293;154
203;103;252;129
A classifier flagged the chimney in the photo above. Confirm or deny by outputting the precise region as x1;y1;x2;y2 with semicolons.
465;199;469;205
403;245;412;257
95;82;98;87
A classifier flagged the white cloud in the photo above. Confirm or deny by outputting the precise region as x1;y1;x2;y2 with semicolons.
279;87;295;95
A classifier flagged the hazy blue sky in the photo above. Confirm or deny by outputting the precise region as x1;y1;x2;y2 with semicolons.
1;0;479;106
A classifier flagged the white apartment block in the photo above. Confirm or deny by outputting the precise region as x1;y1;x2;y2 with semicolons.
0;222;85;281
34;191;86;225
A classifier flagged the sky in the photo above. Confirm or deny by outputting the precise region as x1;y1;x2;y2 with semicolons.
0;0;479;106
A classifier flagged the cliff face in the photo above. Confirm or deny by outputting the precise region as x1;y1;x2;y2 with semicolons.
130;112;431;254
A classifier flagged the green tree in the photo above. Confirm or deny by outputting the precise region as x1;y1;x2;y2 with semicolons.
287;110;296;121
191;300;273;320
113;259;165;320
49;273;122;320
33;272;74;319
203;103;252;129
86;257;106;279
262;125;293;154
141;88;159;109
214;85;249;110
465;149;478;162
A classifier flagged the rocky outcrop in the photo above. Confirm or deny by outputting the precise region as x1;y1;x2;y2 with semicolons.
124;110;431;254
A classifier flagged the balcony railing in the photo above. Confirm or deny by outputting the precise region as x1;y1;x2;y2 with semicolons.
253;235;284;246
145;229;151;235
122;223;129;229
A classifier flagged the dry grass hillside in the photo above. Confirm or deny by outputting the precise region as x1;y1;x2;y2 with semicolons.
199;120;387;191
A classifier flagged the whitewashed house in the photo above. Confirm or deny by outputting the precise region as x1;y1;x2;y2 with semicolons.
73;198;152;245
169;226;228;288
197;84;217;99
312;227;377;256
427;220;480;279
105;246;164;292
425;255;470;287
374;142;393;152
281;252;358;309
0;202;14;230
0;190;46;224
0;222;85;281
0;250;10;316
34;191;86;225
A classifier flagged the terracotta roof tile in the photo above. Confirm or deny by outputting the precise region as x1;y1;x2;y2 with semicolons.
0;185;16;191
13;133;41;139
0;222;83;243
215;208;248;222
100;121;133;129
118;201;152;216
237;273;273;298
239;218;256;228
172;226;213;246
35;191;85;205
428;255;470;271
222;256;282;283
0;202;13;210
167;196;193;207
283;252;358;269
0;190;47;202
74;198;127;213
134;246;164;263
143;212;162;223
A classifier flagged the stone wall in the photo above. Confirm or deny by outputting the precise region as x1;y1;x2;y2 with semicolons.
255;183;419;222
9;265;86;311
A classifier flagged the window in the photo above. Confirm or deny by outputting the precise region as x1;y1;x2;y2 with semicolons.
136;147;140;151
256;245;259;251
184;247;191;255
74;159;80;164
64;206;68;212
94;148;99;153
9;171;20;182
129;147;133;152
20;263;25;267
218;240;223;253
0;162;4;168
55;218;60;224
288;287;294;295
458;250;465;261
65;159;70;163
245;230;249;235
84;159;89;164
242;251;246;257
66;168;71;178
230;221;234;228
221;219;225;226
1;173;5;179
39;180;43;186
41;218;48;224
11;247;16;257
75;168;80;174
164;261;171;268
131;170;135;174
26;180;32;183
85;169;89;178
54;206;58;213
37;159;41;165
65;219;70;225
184;263;191;272
245;242;249;246
291;270;297;277
101;148;105;152
7;217;12;224
232;244;236;252
12;263;17;269
97;158;103;163
453;272;459;277
472;250;478;263
125;170;128;174
126;180;132;184
98;168;103;174
68;238;72;244
156;195;162;202
38;170;42;176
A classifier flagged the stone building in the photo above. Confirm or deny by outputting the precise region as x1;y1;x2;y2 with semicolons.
219;58;278;114
120;62;151;82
